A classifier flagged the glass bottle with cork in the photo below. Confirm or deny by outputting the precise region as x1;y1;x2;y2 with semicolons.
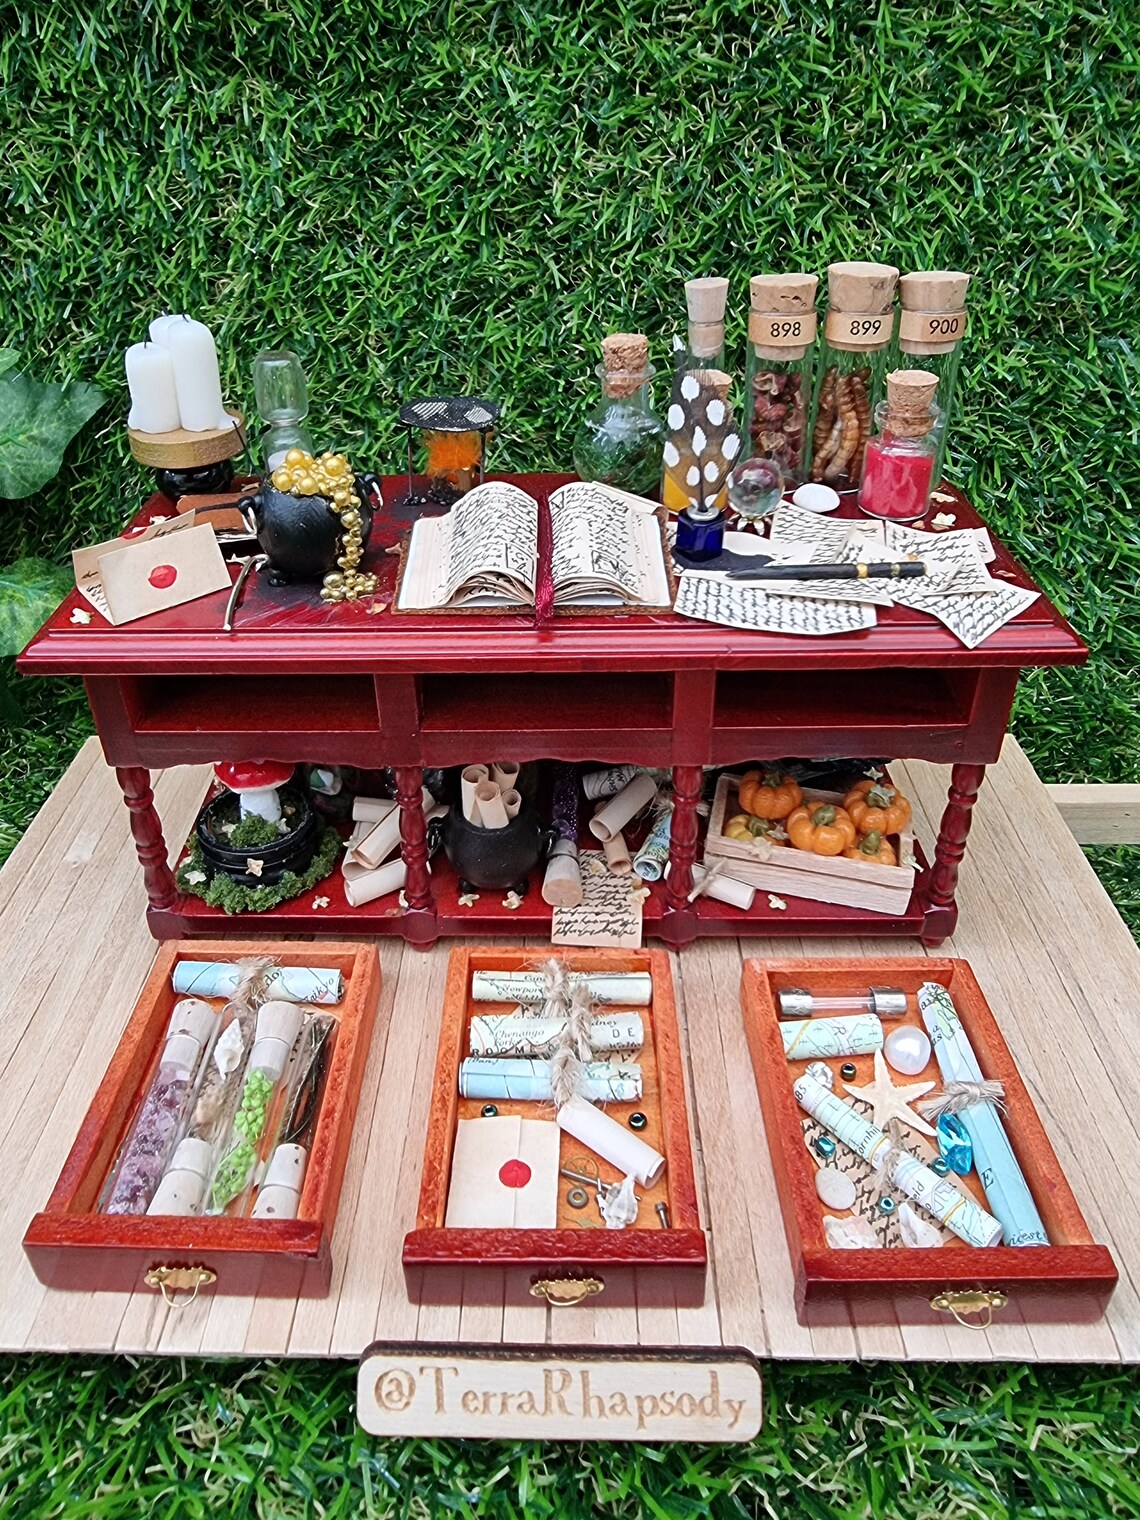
743;272;818;487
808;262;899;491
895;271;971;486
571;332;665;497
859;369;942;523
661;277;736;513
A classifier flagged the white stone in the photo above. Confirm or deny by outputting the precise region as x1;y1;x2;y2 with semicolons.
898;1201;942;1248
823;1214;881;1249
791;482;841;513
884;1025;932;1077
814;1167;857;1210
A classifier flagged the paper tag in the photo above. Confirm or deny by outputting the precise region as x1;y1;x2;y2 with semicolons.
823;309;895;350
358;1345;763;1442
899;309;967;345
95;523;231;625
73;514;196;619
747;310;818;347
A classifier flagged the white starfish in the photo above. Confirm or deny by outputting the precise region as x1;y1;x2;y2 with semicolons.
843;1049;936;1136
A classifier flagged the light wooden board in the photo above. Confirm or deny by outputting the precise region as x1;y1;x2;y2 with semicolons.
1;736;1138;1362
1046;782;1140;844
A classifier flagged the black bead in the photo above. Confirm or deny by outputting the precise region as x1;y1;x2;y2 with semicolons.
840;1062;857;1080
481;1104;498;1117
628;1112;648;1131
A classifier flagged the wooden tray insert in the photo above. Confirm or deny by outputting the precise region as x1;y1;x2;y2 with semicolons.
740;956;1117;1325
404;947;706;1303
23;939;381;1299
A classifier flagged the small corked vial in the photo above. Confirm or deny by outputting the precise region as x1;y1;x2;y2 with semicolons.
859;367;941;522
685;276;730;362
810;260;901;488
601;332;651;399
882;368;940;437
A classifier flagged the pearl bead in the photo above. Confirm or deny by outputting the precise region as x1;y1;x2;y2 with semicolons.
884;1025;932;1077
284;448;306;466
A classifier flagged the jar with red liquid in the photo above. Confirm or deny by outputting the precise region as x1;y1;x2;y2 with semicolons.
859;369;941;523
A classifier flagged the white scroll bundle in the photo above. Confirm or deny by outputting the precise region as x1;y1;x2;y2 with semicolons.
556;1095;665;1186
458;1057;642;1103
589;772;657;843
339;790;444;906
781;1012;883;1060
793;1074;1003;1247
460;761;522;828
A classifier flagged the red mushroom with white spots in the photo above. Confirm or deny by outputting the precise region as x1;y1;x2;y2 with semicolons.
213;760;295;824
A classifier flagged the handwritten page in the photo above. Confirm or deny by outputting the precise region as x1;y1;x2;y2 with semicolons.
548;482;670;606
551;851;644;948
675;571;878;636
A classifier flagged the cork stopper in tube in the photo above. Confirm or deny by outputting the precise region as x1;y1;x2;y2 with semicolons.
827;261;900;312
685;277;728;360
883;369;939;439
600;332;651;399
748;272;819;359
898;270;971;355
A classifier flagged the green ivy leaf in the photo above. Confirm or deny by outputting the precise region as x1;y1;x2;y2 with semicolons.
0;351;18;378
0;371;106;499
0;557;74;657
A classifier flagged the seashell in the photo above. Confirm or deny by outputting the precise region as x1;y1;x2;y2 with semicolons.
823;1213;881;1249
898;1200;942;1248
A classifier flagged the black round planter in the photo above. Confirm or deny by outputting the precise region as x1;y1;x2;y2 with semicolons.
241;473;376;583
443;803;555;895
196;785;320;887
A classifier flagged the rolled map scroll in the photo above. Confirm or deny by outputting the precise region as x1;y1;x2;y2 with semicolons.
781;1012;884;1060
589;772;657;842
471;970;653;1006
458;1058;642;1103
918;981;1049;1247
632;809;672;881
582;764;641;801
469;1011;644;1056
793;1074;1003;1247
556;1095;665;1185
172;962;344;1004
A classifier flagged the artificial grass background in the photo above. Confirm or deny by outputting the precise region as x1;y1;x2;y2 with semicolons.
2;0;1140;1515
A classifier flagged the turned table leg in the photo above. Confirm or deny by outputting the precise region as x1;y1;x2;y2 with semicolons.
661;764;702;948
115;766;178;913
395;764;438;947
923;762;986;946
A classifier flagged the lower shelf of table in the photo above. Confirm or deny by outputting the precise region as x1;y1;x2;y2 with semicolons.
149;852;930;944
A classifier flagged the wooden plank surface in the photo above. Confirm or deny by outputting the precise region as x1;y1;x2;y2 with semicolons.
0;737;1137;1362
1046;782;1140;844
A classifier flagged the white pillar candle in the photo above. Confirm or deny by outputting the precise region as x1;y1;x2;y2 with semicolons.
163;316;230;431
125;342;181;433
149;313;185;345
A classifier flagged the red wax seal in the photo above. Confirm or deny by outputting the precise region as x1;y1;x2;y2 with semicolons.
149;563;178;589
497;1158;532;1189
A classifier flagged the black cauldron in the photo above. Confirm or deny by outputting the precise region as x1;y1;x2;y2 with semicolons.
195;785;320;887
241;473;377;583
444;803;556;896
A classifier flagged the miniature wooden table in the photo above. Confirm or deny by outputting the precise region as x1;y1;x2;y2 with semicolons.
17;474;1085;948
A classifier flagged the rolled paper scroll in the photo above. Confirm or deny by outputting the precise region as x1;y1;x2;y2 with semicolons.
793;1074;1003;1247
344;856;407;907
556;1095;666;1186
173;961;344;1005
781;1012;884;1060
688;862;756;911
471;970;653;1006
918;981;1049;1247
582;764;641;802
458;1058;642;1103
352;795;398;824
632;809;672;881
542;838;582;908
589;772;657;842
469;1011;644;1056
502;788;522;821
475;781;510;829
461;765;490;823
603;830;632;875
353;807;402;870
491;761;520;790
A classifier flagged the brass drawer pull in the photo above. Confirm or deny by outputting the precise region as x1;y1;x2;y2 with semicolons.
144;1264;217;1308
529;1276;604;1307
930;1289;1007;1329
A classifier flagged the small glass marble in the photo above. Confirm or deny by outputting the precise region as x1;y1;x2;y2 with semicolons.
727;456;784;525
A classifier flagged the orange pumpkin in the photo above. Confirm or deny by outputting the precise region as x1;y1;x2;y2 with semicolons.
843;779;912;836
786;803;857;856
737;768;803;820
723;813;788;846
843;829;897;866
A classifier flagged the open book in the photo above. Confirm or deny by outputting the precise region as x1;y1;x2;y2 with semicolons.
395;480;672;612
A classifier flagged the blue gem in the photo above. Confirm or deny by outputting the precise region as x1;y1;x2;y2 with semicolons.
936;1112;973;1175
813;1136;836;1159
878;1196;896;1215
930;1157;950;1177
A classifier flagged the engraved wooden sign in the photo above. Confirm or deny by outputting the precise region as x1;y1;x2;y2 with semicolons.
357;1343;763;1442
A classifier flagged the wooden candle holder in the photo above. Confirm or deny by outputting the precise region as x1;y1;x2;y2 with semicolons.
128;409;246;469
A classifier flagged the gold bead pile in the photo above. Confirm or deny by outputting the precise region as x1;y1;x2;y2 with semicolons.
271;448;378;602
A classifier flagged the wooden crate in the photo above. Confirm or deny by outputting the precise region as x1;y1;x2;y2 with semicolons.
704;773;917;914
403;947;706;1307
740;956;1118;1326
23;940;381;1299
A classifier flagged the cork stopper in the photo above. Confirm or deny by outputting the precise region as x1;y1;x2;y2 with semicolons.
749;273;818;313
899;271;971;311
898;270;971;355
685;277;729;324
600;332;652;399
826;261;899;313
883;368;939;438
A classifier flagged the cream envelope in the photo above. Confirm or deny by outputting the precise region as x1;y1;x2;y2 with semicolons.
73;518;230;625
444;1115;560;1229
